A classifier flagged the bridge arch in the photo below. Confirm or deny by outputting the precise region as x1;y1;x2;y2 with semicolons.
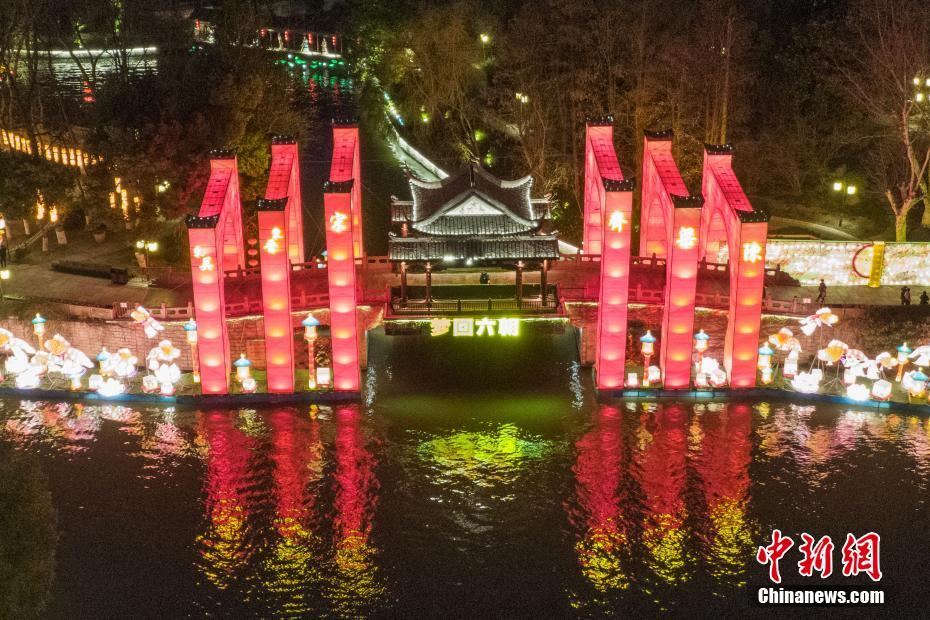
699;144;769;387
639;131;704;388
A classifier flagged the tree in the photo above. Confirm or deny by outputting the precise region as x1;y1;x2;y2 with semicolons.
838;0;930;241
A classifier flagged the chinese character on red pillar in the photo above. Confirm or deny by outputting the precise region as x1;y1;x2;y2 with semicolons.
756;529;795;583
797;533;834;578
841;532;882;581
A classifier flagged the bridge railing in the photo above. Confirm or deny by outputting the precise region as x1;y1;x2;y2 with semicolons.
390;297;560;316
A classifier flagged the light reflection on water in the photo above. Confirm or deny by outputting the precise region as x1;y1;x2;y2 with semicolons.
2;339;930;615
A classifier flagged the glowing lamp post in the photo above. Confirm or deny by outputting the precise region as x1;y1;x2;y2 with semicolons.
135;239;159;284
641;331;657;387
234;354;252;383
896;342;912;381
302;314;320;389
183;319;200;384
0;269;10;300
758;343;774;385
693;330;709;367
96;348;111;375
32;313;46;348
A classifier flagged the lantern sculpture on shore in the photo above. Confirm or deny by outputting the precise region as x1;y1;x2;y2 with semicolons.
183;319;200;384
693;330;709;369
302;314;320;390
641;331;656;387
31;314;46;349
909;369;928;399
896;342;912;381
846;383;870;401
234;354;256;393
758;343;774;385
146;340;182;396
871;379;892;401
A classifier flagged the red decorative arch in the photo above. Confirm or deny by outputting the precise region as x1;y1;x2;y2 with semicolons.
325;121;362;393
640;131;703;388
186;151;245;395
257;137;306;394
583;117;624;255
586;117;635;390
699;145;769;388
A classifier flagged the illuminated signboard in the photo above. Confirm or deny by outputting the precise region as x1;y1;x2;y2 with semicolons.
431;317;521;337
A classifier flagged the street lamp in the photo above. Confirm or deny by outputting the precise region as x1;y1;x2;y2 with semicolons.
135;239;159;284
183;319;200;384
479;33;490;63
693;329;709;368
897;342;912;381
641;331;656;387
831;177;857;226
0;269;9;300
758;343;774;385
302;314;320;389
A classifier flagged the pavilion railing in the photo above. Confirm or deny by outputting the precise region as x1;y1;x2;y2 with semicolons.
390;296;561;315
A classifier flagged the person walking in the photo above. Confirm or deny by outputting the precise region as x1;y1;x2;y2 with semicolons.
904;287;912;306
902;286;909;306
0;233;8;268
920;291;929;306
816;279;827;306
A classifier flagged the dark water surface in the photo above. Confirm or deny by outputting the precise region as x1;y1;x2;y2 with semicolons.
1;330;928;618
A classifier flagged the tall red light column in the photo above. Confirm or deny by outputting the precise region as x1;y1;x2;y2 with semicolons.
187;216;231;394
595;180;636;390
266;136;305;263
324;181;361;392
660;197;703;388
257;198;295;393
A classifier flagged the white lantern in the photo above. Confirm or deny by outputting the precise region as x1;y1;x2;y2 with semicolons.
871;380;892;401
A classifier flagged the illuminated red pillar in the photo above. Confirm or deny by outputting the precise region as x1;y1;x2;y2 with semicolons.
187;216;230;395
324;181;361;392
726;219;768;387
257;198;295;393
660;198;703;388
582;117;624;255
701;146;769;388
595;180;635;390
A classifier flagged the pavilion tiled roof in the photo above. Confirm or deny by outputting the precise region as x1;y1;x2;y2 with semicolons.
389;234;559;261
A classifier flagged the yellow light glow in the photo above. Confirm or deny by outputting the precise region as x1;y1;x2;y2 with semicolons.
675;226;697;250
742;241;763;264
608;210;627;233
329;211;349;233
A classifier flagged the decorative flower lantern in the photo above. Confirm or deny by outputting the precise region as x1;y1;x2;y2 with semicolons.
846;383;870;401
234;354;252;384
183;319;200;384
871;380;892;401
640;331;656;387
897;342;912;381
783;351;799;379
31;314;46;348
909;369;928;398
302;314;320;389
791;372;820;394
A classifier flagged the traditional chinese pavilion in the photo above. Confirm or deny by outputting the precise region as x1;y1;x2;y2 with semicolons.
389;163;558;304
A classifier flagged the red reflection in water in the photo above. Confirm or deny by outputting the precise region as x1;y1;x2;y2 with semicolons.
636;404;690;584
571;406;628;590
267;409;323;539
197;410;257;587
694;404;753;582
333;406;377;559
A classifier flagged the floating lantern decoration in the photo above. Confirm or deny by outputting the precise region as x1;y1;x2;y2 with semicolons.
130;306;165;339
31;314;46;348
97;377;126;397
234;354;252;384
316;367;332;388
871;379;892;401
896;342;912;381
302;314;320;389
183;319;200;384
908;345;930;368
647;365;662;386
241;376;257;394
627;372;639;387
146;340;181;396
142;375;159;393
817;339;848;366
846;383;870;401
909;369;928;398
791;372;820;394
